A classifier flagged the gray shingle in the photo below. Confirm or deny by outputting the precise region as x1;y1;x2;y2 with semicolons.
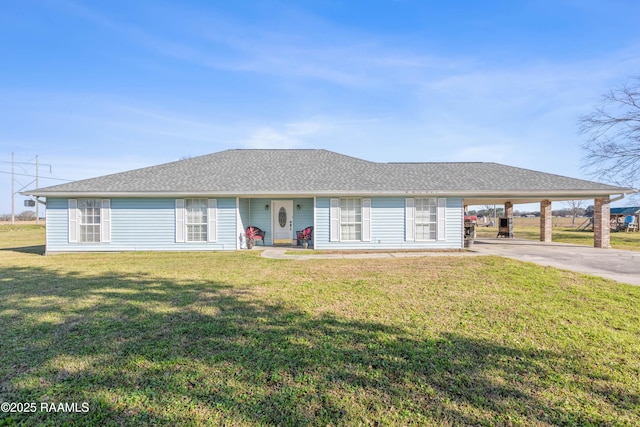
26;149;632;196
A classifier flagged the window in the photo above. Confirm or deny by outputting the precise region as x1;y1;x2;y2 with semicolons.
415;198;437;240
175;199;216;243
340;197;362;241
186;198;208;242
69;199;110;244
330;197;371;242
78;199;101;243
406;197;446;242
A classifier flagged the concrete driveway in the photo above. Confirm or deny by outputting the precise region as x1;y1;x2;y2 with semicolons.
472;238;640;286
261;239;640;286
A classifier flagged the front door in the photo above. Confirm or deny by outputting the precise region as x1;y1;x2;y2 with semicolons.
272;200;294;245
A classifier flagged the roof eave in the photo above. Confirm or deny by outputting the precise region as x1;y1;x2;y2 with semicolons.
22;188;636;199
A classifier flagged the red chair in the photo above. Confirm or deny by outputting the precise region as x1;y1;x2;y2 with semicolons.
296;226;313;245
246;226;266;246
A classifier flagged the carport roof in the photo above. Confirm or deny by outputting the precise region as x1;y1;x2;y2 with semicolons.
24;149;636;201
610;207;640;215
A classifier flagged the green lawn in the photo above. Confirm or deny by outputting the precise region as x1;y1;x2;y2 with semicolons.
1;225;639;426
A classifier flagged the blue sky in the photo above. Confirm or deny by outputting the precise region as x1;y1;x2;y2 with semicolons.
2;0;640;214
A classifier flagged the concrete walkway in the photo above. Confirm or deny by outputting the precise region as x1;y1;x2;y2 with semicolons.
260;240;640;286
260;247;476;260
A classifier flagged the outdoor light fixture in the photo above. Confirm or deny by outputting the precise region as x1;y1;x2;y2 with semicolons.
265;204;269;211
296;204;301;210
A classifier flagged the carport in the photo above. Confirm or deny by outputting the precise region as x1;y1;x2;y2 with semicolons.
463;190;637;249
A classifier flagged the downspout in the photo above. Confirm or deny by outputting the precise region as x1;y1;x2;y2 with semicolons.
609;193;626;203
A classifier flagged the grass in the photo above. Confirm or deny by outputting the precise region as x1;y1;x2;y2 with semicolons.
475;217;640;251
1;225;639;426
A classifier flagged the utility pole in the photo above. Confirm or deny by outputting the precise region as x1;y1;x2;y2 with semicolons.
35;155;39;224
11;152;15;224
4;154;53;224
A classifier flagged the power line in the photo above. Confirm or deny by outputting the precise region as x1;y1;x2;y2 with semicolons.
0;170;73;181
4;154;68;224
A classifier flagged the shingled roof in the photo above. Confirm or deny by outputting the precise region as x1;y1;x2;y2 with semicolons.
25;149;634;202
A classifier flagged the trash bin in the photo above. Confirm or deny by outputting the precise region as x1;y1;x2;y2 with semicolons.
464;220;476;249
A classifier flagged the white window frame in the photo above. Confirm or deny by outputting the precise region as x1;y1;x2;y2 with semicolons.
330;197;371;242
415;197;437;241
68;198;110;244
406;197;446;242
79;198;102;243
176;198;217;243
185;198;208;243
340;197;362;241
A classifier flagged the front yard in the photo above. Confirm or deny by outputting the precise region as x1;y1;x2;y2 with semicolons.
1;225;639;426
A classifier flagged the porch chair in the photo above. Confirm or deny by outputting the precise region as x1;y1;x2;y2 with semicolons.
623;216;638;233
296;226;313;246
246;226;266;245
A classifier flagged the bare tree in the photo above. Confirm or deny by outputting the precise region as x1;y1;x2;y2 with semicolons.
483;204;494;219
579;77;640;187
567;199;585;225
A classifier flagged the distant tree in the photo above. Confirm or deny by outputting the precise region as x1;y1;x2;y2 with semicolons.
18;210;36;221
483;204;495;218
579;77;640;188
585;205;595;218
567;200;586;225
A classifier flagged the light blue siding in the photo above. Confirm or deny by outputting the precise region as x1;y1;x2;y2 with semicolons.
445;197;464;248
45;196;463;252
292;198;314;246
45;197;238;253
315;196;463;250
247;198;272;245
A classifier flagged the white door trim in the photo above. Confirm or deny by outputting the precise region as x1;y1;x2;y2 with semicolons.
272;200;294;245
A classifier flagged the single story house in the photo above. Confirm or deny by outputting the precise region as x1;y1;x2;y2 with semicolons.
24;149;636;254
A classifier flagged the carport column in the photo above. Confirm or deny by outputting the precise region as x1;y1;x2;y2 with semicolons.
540;200;552;242
594;197;611;248
504;201;513;218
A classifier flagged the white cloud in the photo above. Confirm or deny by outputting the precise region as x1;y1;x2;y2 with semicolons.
242;120;330;149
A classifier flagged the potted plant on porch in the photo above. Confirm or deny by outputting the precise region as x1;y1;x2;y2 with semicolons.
245;226;257;249
297;227;313;249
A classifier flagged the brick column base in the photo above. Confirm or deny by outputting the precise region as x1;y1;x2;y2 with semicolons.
594;197;611;248
540;200;552;242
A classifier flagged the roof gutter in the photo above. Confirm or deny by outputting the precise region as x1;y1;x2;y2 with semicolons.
21;188;636;198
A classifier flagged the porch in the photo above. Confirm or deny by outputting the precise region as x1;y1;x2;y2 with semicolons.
238;197;314;247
